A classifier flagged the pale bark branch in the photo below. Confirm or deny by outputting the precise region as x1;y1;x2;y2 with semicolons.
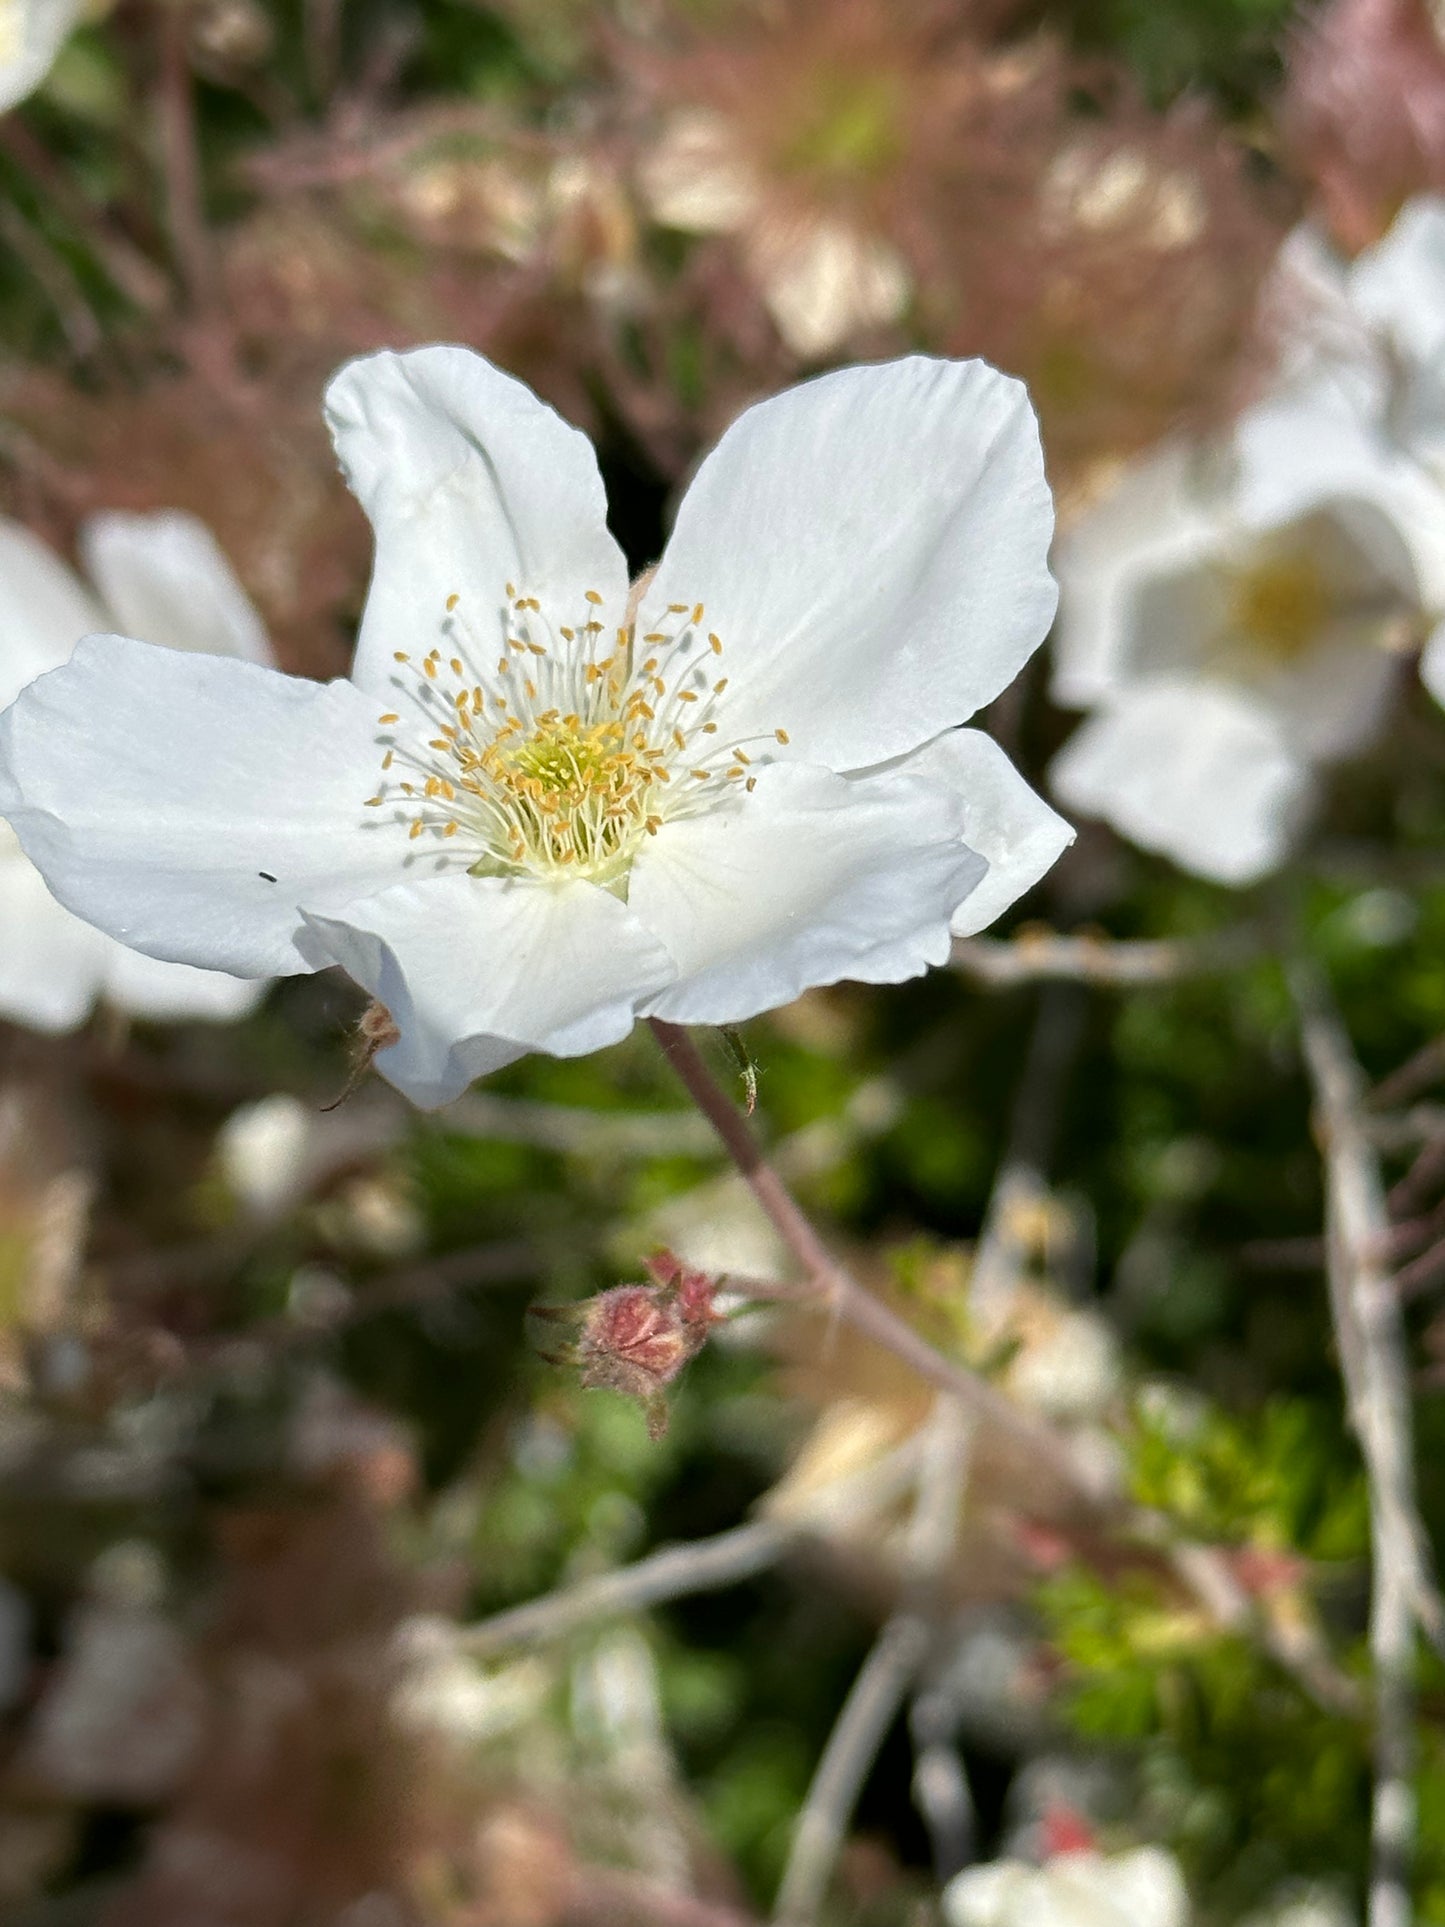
460;1440;922;1659
949;928;1255;988
1291;963;1438;1927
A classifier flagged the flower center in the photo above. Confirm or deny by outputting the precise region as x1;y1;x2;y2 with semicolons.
1223;554;1332;665
364;587;787;890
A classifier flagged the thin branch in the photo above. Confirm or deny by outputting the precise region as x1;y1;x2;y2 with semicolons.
949;927;1255;988
460;1440;922;1658
156;0;216;307
1371;1036;1445;1114
440;1089;715;1159
1369;1107;1445;1157
0;200;103;358
647;1020;1108;1523
771;1401;972;1927
1291;963;1435;1927
773;1614;933;1924
0;120;170;313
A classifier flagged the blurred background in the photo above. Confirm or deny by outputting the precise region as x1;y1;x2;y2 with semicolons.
2;1;1445;1923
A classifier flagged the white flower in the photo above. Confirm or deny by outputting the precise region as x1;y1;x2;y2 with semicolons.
1049;388;1445;884
217;1093;314;1217
1243;1887;1355;1927
1276;197;1445;706
0;347;1069;1106
0;0;83;115
0;511;271;1029
943;1847;1190;1927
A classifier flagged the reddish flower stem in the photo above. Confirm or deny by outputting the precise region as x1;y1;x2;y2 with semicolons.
647;1017;1103;1513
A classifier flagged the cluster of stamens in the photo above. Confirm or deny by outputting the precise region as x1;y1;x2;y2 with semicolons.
363;585;787;889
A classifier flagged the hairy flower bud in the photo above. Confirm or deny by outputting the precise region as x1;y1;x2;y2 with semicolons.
533;1250;722;1439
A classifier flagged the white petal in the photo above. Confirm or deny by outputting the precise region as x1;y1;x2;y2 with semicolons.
97;942;266;1023
1420;615;1445;707
0;0;83;114
630;761;983;1026
80;511;272;666
1055;398;1445;752
0;635;421;978
1049;684;1313;886
943;1862;1034;1927
324;346;629;699
1235;389;1445;612
0;851;107;1033
1349;195;1445;365
1052;443;1226;707
889;728;1073;936
0;517;105;712
639;357;1056;770
1081;1850;1189;1927
640;110;758;233
752;220;910;359
299;875;677;1107
1119;503;1406;761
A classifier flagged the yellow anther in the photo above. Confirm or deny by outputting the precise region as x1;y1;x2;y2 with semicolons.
709;634;723;654
692;603;704;624
585;589;604;606
409;820;424;840
378;712;400;725
775;729;790;745
393;651;410;663
450;657;464;675
446;593;460;611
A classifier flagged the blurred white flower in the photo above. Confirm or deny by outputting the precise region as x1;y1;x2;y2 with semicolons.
0;512;272;1029
218;1093;314;1216
1243;1886;1356;1927
1004;1302;1122;1424
0;346;1069;1106
1050;387;1445;883
0;0;83;116
944;1846;1190;1927
642;108;909;357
